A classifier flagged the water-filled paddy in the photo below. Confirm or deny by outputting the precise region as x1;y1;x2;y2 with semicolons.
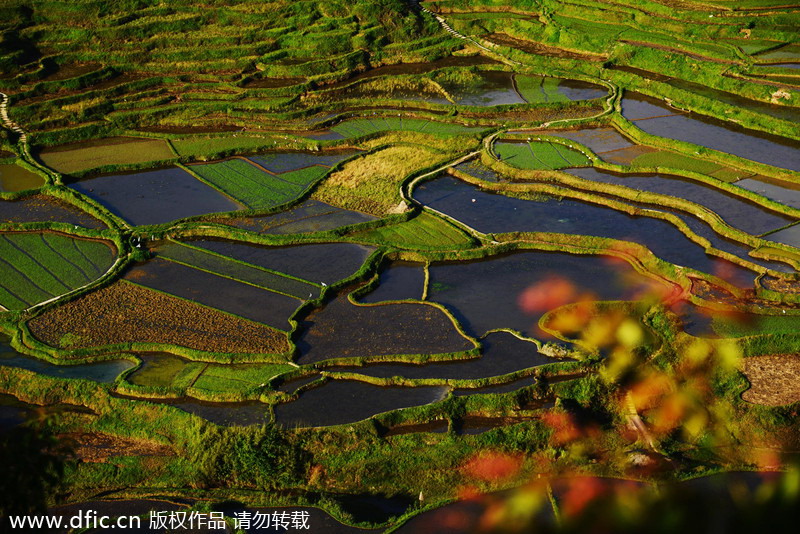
124;258;301;330
565;168;792;236
156;241;322;300
359;261;425;303
210;198;376;234
413;175;727;275
0;163;45;192
70;167;243;226
188;240;374;285
621;92;800;172
427;250;662;337
296;292;474;365
0;195;106;228
735;176;800;210
170;398;272;426
0;337;133;383
330;332;555;380
765;223;800;249
273;379;448;427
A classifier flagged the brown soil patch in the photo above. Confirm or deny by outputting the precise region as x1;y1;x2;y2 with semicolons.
28;281;290;354
742;354;800;406
61;432;174;463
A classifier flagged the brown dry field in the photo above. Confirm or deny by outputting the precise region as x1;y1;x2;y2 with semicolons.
28;280;290;354
742;354;800;406
61;432;174;463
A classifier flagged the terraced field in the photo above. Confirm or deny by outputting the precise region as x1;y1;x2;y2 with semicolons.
0;232;114;310
1;0;800;531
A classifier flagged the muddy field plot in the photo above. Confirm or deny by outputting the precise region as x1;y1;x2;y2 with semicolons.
39;137;175;174
0;162;45;192
742;354;800;406
28;281;290;354
0;232;115;310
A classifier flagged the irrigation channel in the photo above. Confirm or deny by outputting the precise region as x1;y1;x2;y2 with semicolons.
1;4;800;530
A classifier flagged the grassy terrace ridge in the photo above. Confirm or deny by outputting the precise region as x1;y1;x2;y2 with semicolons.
0;0;800;531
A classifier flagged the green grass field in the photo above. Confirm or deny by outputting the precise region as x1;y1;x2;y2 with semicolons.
192;363;294;394
629;150;752;182
158;241;321;300
331;117;485;139
495;140;590;170
190;158;327;210
357;211;473;249
515;75;570;104
0;232;115;310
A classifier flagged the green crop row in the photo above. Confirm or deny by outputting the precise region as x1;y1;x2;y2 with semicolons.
0;232;114;310
494;140;590;170
188;158;313;210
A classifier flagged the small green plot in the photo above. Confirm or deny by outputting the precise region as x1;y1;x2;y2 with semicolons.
0;232;114;310
191;158;320;210
358;211;473;250
193;362;293;394
495;141;590;170
159;242;322;300
515;75;570;104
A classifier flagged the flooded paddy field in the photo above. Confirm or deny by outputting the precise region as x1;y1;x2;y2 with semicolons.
124;258;302;330
207;198;376;234
565;167;793;236
4;2;800;527
274;379;448;428
414;175;731;276
426;250;663;337
0;194;106;228
329;332;555;380
69;167;243;226
0;336;133;383
359;261;426;303
296;292;474;365
621;92;800;172
186;240;374;285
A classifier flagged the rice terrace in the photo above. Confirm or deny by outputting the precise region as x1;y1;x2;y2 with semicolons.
1;0;800;532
